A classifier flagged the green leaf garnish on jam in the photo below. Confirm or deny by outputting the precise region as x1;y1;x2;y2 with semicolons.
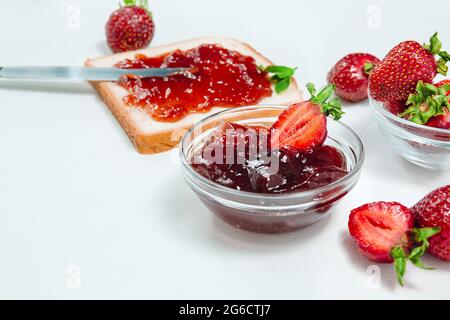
259;65;297;94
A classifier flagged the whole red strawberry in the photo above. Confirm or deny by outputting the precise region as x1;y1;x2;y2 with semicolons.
411;185;450;262
106;0;155;53
369;33;450;103
327;53;380;102
348;201;440;285
385;100;407;115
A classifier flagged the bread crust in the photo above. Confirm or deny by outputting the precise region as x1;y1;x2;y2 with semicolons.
86;36;302;154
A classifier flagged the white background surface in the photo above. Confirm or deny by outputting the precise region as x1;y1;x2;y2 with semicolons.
0;0;449;299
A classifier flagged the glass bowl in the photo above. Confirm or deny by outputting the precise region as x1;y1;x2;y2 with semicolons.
179;106;364;234
369;97;450;170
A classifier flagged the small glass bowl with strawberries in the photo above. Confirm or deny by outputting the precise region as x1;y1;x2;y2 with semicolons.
368;33;450;171
179;84;364;234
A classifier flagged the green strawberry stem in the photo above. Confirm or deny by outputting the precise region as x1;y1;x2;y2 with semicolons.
390;227;441;286
306;83;344;120
423;32;450;76
400;80;450;124
364;62;375;74
259;65;297;94
121;0;151;15
408;227;441;269
391;247;407;286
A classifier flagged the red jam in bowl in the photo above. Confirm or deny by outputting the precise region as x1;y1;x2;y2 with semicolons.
115;44;273;122
191;122;348;194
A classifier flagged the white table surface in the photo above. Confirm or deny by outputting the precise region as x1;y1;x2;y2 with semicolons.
0;0;449;299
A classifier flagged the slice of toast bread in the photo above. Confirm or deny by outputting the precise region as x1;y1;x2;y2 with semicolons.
86;36;303;154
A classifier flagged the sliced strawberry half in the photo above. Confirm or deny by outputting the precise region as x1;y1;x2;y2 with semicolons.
270;101;326;151
348;201;440;286
349;202;414;263
270;83;344;151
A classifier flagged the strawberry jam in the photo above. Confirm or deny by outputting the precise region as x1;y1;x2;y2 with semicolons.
191;122;348;194
115;44;273;122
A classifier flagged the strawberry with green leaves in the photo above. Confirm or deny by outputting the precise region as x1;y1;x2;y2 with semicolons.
269;83;343;152
411;185;450;262
327;53;380;102
400;80;450;129
348;201;441;286
369;33;450;104
106;0;155;53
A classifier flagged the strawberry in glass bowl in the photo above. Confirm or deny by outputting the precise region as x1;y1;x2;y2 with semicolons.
368;33;450;170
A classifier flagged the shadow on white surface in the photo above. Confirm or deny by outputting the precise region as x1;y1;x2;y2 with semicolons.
339;230;450;291
210;215;332;252
428;256;450;272
0;79;94;94
157;169;334;254
339;230;402;291
96;41;113;56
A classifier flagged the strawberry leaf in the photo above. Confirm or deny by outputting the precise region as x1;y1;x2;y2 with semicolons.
313;84;334;104
123;0;137;6
389;227;440;286
121;0;150;14
261;65;297;94
306;82;316;96
438;83;450;95
275;77;291;94
437;58;449;75
408;246;429;269
364;62;375;74
400;80;450;124
391;247;407;286
322;98;344;120
428;32;442;54
413;227;441;240
307;83;344;120
408;227;441;270
264;66;296;78
419;82;438;96
424;32;450;75
438;51;450;61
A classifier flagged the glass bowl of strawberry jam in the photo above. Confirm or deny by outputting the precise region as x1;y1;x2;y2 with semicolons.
180;105;364;234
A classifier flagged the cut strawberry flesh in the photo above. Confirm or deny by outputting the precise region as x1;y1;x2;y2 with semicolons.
270;102;327;151
348;202;414;263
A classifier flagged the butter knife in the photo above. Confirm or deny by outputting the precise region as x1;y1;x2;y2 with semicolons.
0;66;189;81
